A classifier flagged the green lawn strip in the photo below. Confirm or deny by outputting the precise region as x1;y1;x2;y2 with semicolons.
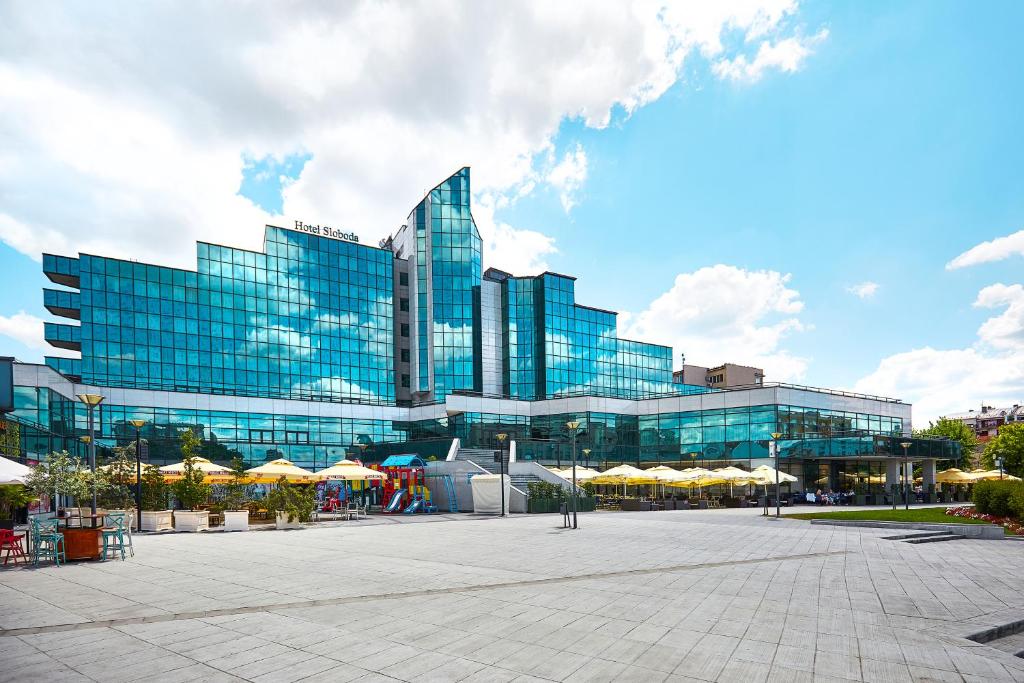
784;507;995;525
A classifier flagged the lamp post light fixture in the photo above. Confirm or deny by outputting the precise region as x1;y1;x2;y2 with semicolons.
566;421;581;529
77;393;104;517
496;433;508;517
128;419;146;527
900;441;912;511
771;433;783;518
582;448;591;468
996;457;1004;480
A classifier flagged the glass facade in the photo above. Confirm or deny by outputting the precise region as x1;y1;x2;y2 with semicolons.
47;226;395;404
407;167;482;399
499;272;681;399
25;166;950;473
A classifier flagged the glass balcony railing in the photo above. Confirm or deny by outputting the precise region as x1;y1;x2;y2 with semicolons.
43;288;80;320
43;322;81;350
42;253;80;288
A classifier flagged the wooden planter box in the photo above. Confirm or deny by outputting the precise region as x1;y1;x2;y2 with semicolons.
63;527;102;560
173;510;209;532
275;512;302;530
141;510;173;532
223;510;249;532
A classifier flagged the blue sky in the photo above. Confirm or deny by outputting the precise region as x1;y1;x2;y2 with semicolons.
1;1;1022;422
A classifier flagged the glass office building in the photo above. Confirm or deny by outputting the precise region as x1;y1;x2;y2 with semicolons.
11;167;957;492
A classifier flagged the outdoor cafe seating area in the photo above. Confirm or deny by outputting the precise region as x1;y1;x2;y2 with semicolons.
547;463;1020;513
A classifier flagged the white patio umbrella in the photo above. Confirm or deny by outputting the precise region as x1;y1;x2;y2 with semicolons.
749;465;797;513
0;455;31;485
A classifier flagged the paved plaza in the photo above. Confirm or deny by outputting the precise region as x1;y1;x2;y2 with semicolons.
1;509;1023;682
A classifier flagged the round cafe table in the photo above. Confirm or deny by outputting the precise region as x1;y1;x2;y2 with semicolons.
60;514;104;561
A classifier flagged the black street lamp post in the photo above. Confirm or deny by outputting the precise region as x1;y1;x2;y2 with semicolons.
900;441;912;511
771;433;783;518
129;419;146;529
566;421;581;529
496;433;508;517
77;394;104;517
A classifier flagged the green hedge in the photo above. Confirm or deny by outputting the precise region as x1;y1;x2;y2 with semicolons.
973;480;1024;519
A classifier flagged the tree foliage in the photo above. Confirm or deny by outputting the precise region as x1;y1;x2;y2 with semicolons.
24;450;91;506
913;417;979;465
982;423;1024;478
170;430;211;510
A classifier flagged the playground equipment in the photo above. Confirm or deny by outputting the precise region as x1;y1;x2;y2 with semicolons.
374;455;432;514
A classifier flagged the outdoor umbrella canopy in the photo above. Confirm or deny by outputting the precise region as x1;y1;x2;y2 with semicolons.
245;459;318;483
644;465;688;482
0;455;31;485
159;457;233;483
591;464;658;485
969;469;1022;482
935;468;977;484
556;466;600;481
315;459;387;481
748;465;797;485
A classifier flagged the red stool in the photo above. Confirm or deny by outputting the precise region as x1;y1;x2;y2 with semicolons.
0;529;29;565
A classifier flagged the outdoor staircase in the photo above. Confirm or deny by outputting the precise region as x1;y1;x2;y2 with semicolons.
453;447;502;473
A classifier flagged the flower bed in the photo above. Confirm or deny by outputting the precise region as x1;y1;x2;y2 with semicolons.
946;505;1024;536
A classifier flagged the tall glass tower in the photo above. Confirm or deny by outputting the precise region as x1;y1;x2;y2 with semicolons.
391;168;482;402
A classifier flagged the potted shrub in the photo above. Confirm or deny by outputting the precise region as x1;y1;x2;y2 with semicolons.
0;485;36;529
222;456;251;532
140;464;173;531
266;476;315;529
171;431;211;532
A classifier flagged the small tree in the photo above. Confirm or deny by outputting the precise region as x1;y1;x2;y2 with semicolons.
171;430;211;510
141;465;168;511
0;485;36;520
982;423;1024;478
24;450;91;510
97;445;136;509
222;456;251;511
266;476;316;523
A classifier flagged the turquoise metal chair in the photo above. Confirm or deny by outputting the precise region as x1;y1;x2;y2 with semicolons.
102;513;127;561
31;518;65;567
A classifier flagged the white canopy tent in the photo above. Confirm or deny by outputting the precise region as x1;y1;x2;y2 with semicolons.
0;455;31;485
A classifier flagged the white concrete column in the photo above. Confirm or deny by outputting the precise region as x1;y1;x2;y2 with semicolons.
886;459;901;494
922;459;936;489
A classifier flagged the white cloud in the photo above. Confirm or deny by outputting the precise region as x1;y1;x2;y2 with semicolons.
855;282;1024;426
846;281;879;299
946;229;1024;270
713;29;828;83
0;311;76;361
0;311;48;351
0;2;821;274
545;145;588;212
622;265;810;381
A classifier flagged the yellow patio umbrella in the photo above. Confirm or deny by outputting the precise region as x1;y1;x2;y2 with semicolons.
970;469;1022;482
591;464;658;496
245;458;318;484
315;459;387;482
669;467;723;499
159;457;233;483
557;466;600;482
712;466;756;495
748;465;798;510
935;468;976;484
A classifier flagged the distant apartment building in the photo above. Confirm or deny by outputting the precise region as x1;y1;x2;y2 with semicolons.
944;404;1024;442
673;363;765;389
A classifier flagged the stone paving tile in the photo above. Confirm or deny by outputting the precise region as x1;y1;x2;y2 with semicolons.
2;510;1024;682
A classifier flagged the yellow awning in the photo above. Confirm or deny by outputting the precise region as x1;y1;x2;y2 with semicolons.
591;464;658;485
